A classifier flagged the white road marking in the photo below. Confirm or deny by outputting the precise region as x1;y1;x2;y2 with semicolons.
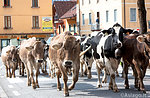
7;77;24;83
8;85;14;88
13;91;20;96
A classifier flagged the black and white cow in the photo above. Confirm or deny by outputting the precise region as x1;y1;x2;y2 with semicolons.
80;36;94;79
40;39;49;74
81;23;130;92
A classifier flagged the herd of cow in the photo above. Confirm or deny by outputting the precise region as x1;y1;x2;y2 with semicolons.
1;23;150;97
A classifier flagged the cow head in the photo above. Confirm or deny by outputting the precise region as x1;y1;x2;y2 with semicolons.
6;46;18;63
137;33;150;59
52;35;80;68
26;41;46;63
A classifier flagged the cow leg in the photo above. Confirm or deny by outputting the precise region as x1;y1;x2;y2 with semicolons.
68;65;80;90
131;65;138;89
133;60;146;93
58;64;69;96
27;62;36;89
25;66;31;86
19;61;21;75
84;63;87;76
96;63;102;88
35;63;40;88
8;68;12;78
87;58;93;79
56;68;61;91
107;64;119;92
80;60;84;77
116;70;119;77
44;60;47;73
102;67;107;83
124;61;129;89
21;62;25;76
6;66;8;77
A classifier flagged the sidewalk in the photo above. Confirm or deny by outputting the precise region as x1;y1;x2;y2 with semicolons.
0;85;8;98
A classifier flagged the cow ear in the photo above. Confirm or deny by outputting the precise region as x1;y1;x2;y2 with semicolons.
25;46;34;51
52;43;63;50
137;36;145;43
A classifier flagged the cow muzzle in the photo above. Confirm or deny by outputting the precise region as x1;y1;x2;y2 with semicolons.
116;43;122;48
37;60;43;63
64;60;73;68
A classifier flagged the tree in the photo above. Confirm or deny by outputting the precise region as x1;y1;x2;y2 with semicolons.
137;0;147;34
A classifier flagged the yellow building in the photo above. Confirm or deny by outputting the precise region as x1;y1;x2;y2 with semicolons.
0;0;53;51
78;0;150;35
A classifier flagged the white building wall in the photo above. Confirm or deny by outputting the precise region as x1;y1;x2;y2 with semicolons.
79;0;122;29
99;0;122;29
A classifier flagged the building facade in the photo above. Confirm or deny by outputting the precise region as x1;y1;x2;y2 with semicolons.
0;0;53;51
78;0;150;35
53;1;77;35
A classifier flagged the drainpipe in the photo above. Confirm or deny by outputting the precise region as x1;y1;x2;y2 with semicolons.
124;0;126;28
78;0;81;36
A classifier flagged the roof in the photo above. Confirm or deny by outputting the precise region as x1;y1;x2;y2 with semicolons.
60;5;76;19
53;1;76;19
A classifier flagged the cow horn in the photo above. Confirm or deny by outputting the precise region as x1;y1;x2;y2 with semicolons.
79;45;92;57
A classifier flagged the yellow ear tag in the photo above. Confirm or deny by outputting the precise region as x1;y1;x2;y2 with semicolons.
105;32;108;35
126;32;130;35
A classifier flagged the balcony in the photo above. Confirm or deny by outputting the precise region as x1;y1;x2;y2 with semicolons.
91;24;101;31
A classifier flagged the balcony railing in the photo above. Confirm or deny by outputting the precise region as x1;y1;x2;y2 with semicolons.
91;24;101;31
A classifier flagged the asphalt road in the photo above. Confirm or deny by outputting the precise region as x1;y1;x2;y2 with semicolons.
0;58;150;98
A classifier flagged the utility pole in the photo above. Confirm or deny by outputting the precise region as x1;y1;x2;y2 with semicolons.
137;0;147;34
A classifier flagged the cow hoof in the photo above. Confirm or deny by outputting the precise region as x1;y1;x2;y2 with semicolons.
45;72;48;75
68;85;74;91
80;74;84;77
134;85;138;89
116;74;119;77
102;80;107;83
97;84;102;88
28;83;31;86
124;85;129;89
64;92;69;97
142;90;146;94
113;89;119;92
57;87;61;91
33;86;36;89
88;76;92;79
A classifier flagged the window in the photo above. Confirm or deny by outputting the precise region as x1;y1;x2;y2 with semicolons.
73;24;76;33
1;39;10;49
82;0;84;5
4;16;11;29
69;25;71;32
32;16;39;28
130;8;136;22
32;0;38;7
114;9;117;22
106;11;109;22
148;21;150;29
82;14;85;25
59;25;61;34
4;0;10;7
89;13;92;25
63;25;65;32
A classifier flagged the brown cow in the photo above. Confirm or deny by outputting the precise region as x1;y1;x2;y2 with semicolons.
49;31;80;97
1;45;18;78
121;33;150;93
19;37;45;89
